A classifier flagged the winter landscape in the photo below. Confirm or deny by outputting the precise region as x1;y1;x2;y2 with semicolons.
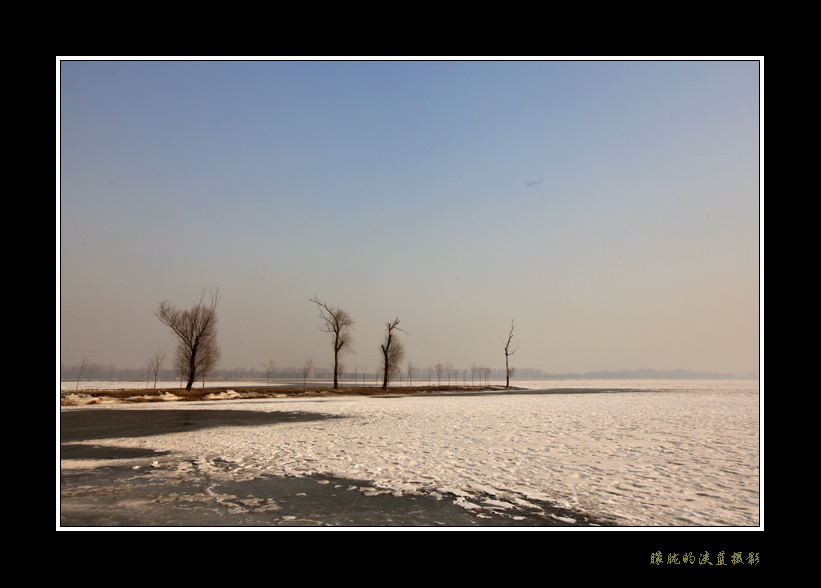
60;378;760;527
60;59;762;531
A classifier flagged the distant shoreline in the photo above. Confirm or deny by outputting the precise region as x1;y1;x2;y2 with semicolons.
60;385;521;405
59;367;758;384
59;383;747;407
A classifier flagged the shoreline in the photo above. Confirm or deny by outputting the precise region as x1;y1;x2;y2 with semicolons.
60;384;655;407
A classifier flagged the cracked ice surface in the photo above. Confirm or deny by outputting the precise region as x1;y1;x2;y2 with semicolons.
65;381;760;526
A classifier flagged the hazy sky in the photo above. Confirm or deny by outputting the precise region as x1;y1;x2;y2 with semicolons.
58;58;761;377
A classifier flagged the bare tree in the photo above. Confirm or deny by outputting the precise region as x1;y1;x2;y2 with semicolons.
263;360;277;386
504;319;518;388
302;359;314;389
155;288;221;392
406;362;415;386
75;357;88;390
434;363;444;386
380;318;406;390
147;348;167;388
309;296;353;389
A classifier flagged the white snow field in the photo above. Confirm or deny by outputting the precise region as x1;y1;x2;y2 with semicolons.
60;379;760;527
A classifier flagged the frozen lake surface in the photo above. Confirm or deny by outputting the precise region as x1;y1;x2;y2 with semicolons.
60;379;760;527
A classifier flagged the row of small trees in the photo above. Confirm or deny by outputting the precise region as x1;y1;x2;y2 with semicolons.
151;289;517;392
64;358;503;390
273;360;499;387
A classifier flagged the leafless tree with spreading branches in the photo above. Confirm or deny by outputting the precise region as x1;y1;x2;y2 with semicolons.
505;318;518;388
434;362;444;385
380;318;407;390
302;359;314;389
263;360;277;385
155;288;221;391
309;296;353;389
147;348;167;388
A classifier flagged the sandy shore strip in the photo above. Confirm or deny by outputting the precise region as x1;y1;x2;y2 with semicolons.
60;384;645;408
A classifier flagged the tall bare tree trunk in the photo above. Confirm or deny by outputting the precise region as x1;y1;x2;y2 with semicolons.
380;318;406;390
309;296;353;390
505;319;518;388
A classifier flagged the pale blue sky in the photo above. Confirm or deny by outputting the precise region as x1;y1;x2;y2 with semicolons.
59;58;761;376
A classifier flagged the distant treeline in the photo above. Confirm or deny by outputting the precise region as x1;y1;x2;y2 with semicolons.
569;368;756;380
59;362;356;383
59;362;751;383
60;362;522;384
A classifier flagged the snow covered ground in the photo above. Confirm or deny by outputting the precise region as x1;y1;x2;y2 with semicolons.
59;379;760;527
